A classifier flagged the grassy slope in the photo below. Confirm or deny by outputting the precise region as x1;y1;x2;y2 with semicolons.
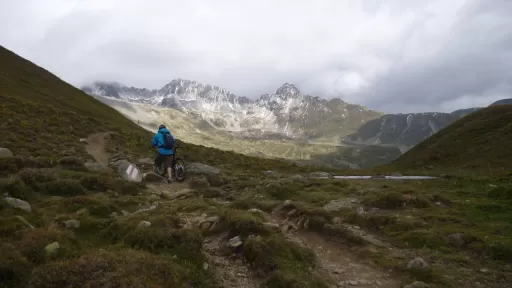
2;45;511;288
391;105;512;175
0;45;333;288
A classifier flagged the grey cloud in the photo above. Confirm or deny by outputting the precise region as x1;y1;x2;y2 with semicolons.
0;0;511;113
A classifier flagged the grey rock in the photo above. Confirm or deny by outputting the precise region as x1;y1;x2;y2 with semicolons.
228;236;243;248
356;207;366;216
283;200;293;208
309;171;333;178
263;222;280;230
332;217;342;225
348;280;358;286
447;233;466;247
138;157;153;165
137;221;152;229
248;208;264;214
404;281;430;288
289;174;305;181
407;257;428;270
324;197;360;212
45;242;60;255
14;215;34;229
202;262;209;271
264;170;280;177
3;197;31;212
121;210;130;216
114;160;143;182
0;147;13;157
63;219;80;229
187;162;220;175
287;209;297;216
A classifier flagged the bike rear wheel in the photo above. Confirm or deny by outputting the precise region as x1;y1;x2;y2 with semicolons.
172;158;186;181
154;161;166;176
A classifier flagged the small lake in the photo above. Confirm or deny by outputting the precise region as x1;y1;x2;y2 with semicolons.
325;175;438;180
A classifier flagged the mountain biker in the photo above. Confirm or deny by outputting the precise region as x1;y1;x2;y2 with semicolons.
152;124;175;183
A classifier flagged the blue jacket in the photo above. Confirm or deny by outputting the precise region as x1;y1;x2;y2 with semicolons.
152;127;174;155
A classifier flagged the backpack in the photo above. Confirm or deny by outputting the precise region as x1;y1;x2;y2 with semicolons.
160;132;175;149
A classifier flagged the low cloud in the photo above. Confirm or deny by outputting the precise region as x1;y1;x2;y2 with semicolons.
1;0;511;113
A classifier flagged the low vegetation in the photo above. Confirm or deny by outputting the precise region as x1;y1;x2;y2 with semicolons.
1;45;512;288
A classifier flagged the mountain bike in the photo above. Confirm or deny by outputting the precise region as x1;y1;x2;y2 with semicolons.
154;144;187;181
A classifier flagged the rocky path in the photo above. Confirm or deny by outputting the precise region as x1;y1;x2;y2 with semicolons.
263;213;401;288
203;233;263;288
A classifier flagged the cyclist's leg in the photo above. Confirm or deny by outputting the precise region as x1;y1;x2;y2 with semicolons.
165;154;174;181
155;153;165;167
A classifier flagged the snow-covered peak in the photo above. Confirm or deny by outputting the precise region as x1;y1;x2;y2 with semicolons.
275;83;301;98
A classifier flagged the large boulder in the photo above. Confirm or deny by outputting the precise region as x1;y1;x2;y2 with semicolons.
187;163;220;175
113;160;142;182
0;147;13;158
3;197;31;212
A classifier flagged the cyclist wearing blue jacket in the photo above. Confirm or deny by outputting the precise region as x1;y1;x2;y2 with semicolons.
152;124;174;183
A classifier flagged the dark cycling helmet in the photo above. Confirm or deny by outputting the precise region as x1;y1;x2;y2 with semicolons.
158;124;166;130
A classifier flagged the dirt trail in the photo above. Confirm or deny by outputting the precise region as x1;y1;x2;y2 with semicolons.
203;234;263;288
287;231;399;288
265;215;401;288
85;132;112;164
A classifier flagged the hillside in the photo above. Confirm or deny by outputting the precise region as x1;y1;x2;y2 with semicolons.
343;108;479;152
391;104;512;173
1;45;511;288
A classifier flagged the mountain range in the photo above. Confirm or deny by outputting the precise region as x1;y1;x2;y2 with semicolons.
82;80;509;167
82;80;382;143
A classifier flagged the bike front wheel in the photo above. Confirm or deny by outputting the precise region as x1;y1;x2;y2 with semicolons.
172;158;187;181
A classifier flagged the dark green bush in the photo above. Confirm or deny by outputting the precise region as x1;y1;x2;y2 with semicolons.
0;157;23;176
58;156;86;171
0;178;35;201
17;169;57;191
44;180;86;196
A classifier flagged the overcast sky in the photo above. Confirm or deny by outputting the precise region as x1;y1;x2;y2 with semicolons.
1;0;511;113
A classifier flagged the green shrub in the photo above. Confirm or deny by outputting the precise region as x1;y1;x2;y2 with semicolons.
11;228;80;264
110;179;141;196
243;235;325;287
28;249;192;288
0;244;32;288
44;180;86;196
189;177;209;189
17;168;57;191
79;175;111;192
65;196;118;217
201;187;224;198
124;228;203;258
58;156;86;171
488;187;512;200
0;157;23;176
22;157;57;169
219;209;270;238
0;178;35;201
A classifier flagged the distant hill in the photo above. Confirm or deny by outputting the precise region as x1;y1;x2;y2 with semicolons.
342;108;480;152
391;104;512;173
490;98;512;106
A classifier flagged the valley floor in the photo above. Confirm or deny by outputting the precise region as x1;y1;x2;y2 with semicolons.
1;132;511;288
